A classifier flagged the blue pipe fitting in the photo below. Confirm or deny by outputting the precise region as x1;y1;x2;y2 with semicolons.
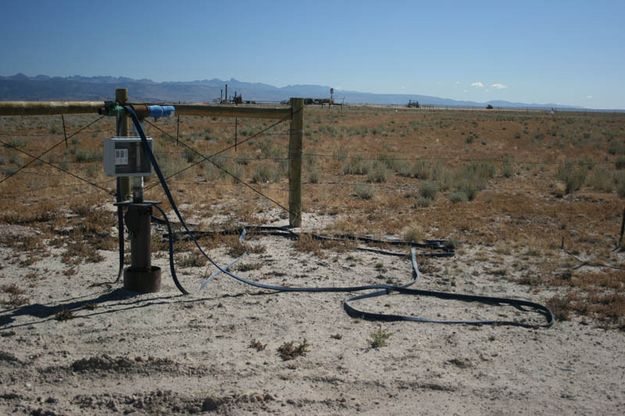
147;105;175;119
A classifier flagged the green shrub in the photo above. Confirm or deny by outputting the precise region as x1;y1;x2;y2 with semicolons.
460;161;496;180
377;153;400;170
419;181;438;200
403;226;424;242
308;168;319;184
182;148;196;163
502;156;513;178
333;147;348;162
587;168;614;193
367;161;387;183
354;184;374;200
3;138;25;149
449;191;469;203
456;180;480;201
556;160;586;194
411;160;431;179
8;154;22;165
251;163;277;183
608;141;625;155
615;156;625;170
74;149;100;163
342;155;370;175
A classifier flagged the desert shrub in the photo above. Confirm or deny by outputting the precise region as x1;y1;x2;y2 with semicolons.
235;154;249;165
229;164;245;184
402;225;424;242
74;149;100;163
342;155;370;175
465;132;478;144
3;138;25;149
182;148;196;163
1;166;18;176
354;184;374;200
419;181;438;201
277;339;310;360
308;168;319;184
367;161;387;183
546;295;572;321
615;157;625;170
369;327;392;349
502;156;513;178
376;153;399;170
394;160;411;177
303;151;316;168
616;172;625;198
449;190;469;203
556;160;586;194
411;159;431;179
455;180;480;201
608;141;625;155
460;161;496;180
578;156;595;171
587;167;614;193
178;252;207;268
8;154;22;165
333;147;348;162
251;163;277;183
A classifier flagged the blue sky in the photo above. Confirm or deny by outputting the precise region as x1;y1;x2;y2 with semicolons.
1;0;624;108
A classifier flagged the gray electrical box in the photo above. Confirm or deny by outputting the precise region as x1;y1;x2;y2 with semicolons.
104;137;153;177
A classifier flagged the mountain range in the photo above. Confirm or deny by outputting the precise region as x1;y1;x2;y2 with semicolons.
0;73;579;109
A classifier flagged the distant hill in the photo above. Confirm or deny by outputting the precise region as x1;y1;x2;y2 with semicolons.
0;74;580;110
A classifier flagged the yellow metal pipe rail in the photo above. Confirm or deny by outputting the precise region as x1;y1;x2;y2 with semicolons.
0;101;103;116
0;101;291;120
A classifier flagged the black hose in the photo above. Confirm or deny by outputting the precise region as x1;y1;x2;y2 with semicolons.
123;105;554;328
152;206;189;295
115;178;124;283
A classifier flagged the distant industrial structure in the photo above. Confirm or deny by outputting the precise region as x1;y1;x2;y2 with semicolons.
218;83;255;105
407;100;420;108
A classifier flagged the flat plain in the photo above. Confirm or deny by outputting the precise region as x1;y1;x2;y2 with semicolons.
1;105;624;415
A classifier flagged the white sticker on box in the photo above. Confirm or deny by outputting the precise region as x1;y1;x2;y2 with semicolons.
115;149;128;165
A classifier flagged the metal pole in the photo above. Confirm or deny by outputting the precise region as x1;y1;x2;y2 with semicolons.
288;98;304;227
115;88;160;292
115;88;131;201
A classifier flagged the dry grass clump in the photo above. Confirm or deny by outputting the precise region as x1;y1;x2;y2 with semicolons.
177;252;208;268
0;283;29;307
586;167;615;193
249;339;267;351
277;339;310;360
367;161;387;183
219;234;266;257
402;224;424;243
419;181;438;201
62;241;104;264
545;269;625;328
294;233;323;256
547;291;625;329
342;155;370;175
251;162;279;184
1;200;59;224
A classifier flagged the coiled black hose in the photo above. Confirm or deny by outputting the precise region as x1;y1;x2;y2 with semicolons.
124;105;554;328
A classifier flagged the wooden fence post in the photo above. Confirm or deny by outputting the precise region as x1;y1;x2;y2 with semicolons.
288;98;304;227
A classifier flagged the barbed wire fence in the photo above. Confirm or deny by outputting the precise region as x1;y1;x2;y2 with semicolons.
0;109;622;226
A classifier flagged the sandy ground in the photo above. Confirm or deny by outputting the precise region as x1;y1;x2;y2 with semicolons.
1;221;625;415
